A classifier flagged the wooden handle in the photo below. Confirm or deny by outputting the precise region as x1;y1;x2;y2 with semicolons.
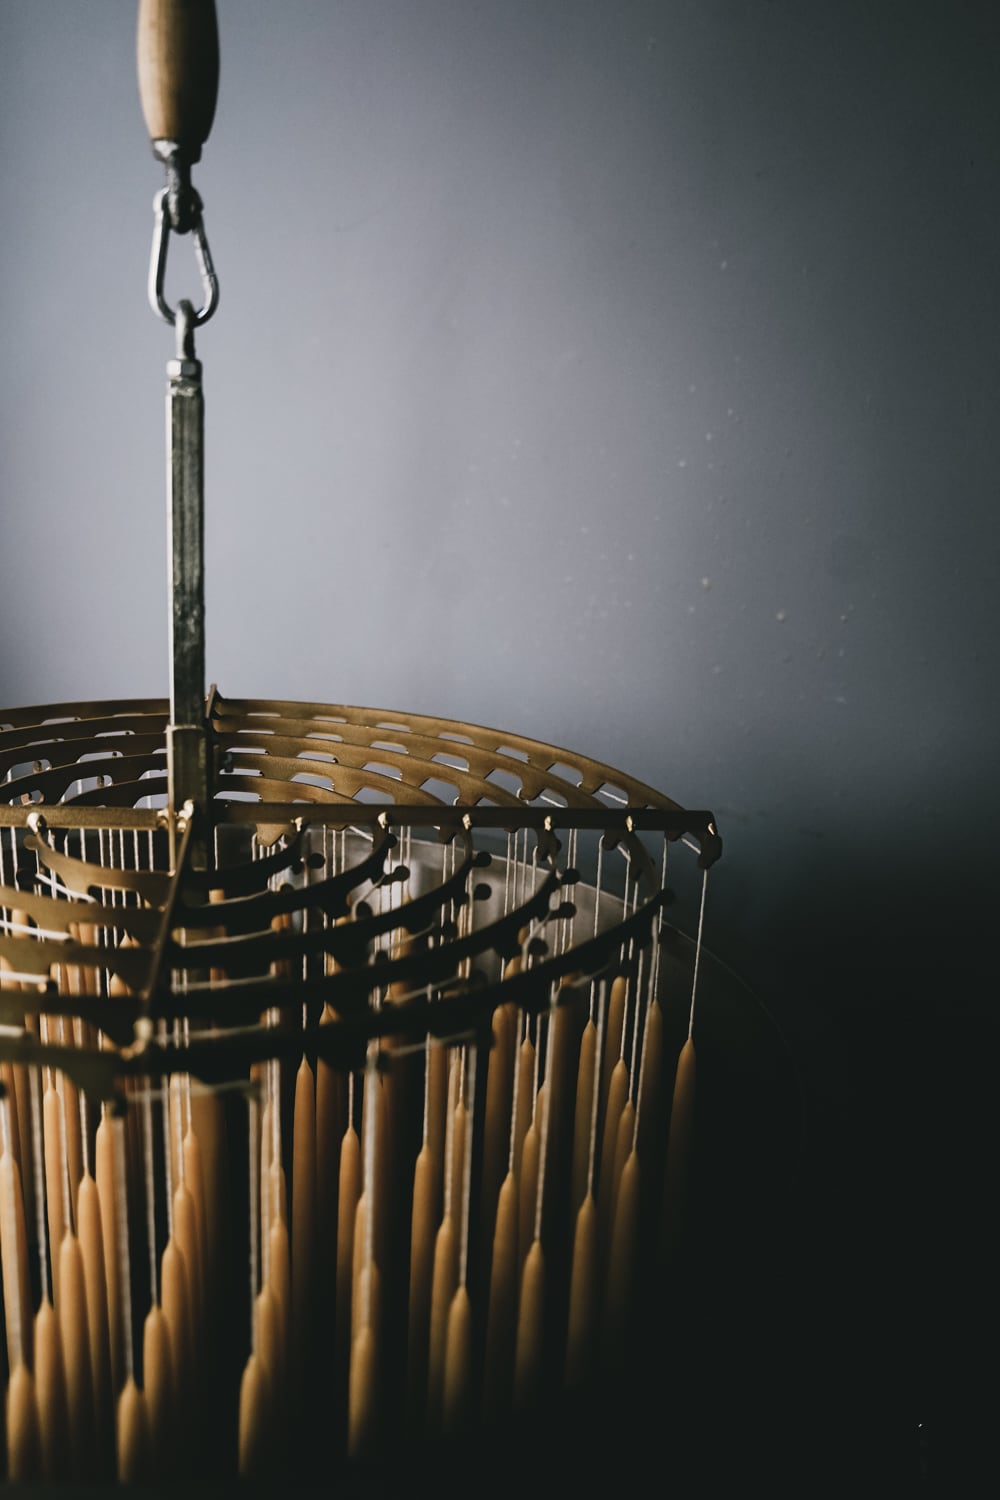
137;0;219;157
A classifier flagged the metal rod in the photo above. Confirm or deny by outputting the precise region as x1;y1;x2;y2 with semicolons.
165;300;208;866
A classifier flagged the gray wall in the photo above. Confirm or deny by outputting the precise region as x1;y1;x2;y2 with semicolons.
2;1;997;1054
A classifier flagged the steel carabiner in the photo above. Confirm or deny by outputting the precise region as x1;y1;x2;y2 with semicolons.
148;186;219;328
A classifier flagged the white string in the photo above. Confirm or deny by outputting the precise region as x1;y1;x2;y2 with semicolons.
173;1039;186;1191
688;867;709;1042
617;967;630;1063
75;1017;90;1179
159;1052;174;1246
113;1113;134;1381
532;994;556;1245
145;1085;160;1302
183;1024;193;1141
585;978;607;1200
620;862;631;971
507;1023;522;1177
1;1094;24;1366
248;1091;260;1353
457;1046;477;1290
562;828;578;957
593;834;606;931
531;1010;541;1110
28;1065;51;1304
589;836;605;1023
361;1047;377;1328
627;947;645;1090
270;1054;281;1224
422;1015;432;1148
461;861;475;981
55;1025;74;1238
634;925;660;1144
260;1081;272;1291
443;1050;457;1220
652;840;666;1003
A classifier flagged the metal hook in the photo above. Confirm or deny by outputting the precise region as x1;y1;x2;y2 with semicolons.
175;300;197;362
148;187;219;328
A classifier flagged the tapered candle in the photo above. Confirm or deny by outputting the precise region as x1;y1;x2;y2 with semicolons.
603;1147;641;1375
42;1081;65;1305
237;1352;271;1478
59;1230;97;1478
160;1239;191;1438
425;1213;458;1432
291;1055;316;1398
5;1360;42;1481
0;1138;33;1380
77;1172;114;1478
517;1116;540;1273
115;1376;150;1484
660;1036;696;1266
95;1115;124;1396
142;1302;174;1475
599;976;628;1137
512;1238;545;1412
441;1283;473;1435
347;1321;378;1460
333;1117;361;1418
34;1297;70;1482
482;1168;518;1422
405;1140;436;1430
564;1191;598;1389
570;1018;598;1216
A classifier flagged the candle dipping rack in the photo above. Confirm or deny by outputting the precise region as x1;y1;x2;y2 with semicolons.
0;4;781;1489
